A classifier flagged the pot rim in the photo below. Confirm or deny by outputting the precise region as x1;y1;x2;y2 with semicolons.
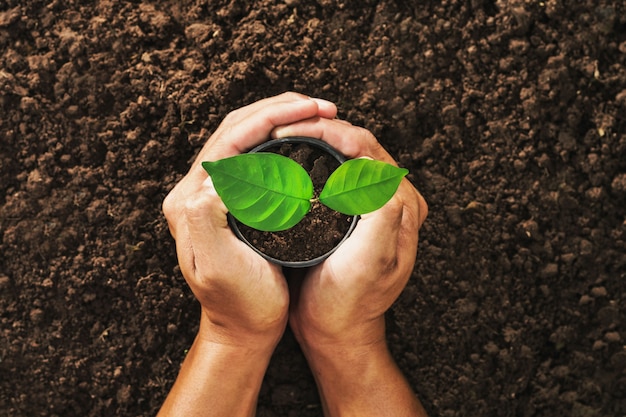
227;136;359;268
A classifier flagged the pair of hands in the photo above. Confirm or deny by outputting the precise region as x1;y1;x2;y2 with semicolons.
160;92;429;417
162;92;428;352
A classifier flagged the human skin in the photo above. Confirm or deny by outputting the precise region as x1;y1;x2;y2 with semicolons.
158;92;428;417
274;118;429;417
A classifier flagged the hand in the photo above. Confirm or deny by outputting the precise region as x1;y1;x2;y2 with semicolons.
158;92;338;417
274;118;428;348
273;118;429;417
163;92;337;346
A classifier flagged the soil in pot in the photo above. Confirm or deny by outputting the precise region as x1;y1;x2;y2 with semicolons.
234;141;354;263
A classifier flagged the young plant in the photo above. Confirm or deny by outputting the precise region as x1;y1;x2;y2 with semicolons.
201;153;408;232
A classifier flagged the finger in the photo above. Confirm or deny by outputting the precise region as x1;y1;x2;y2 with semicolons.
197;94;337;163
309;97;337;119
219;92;310;125
215;93;336;127
180;97;328;191
165;94;325;235
200;98;324;161
271;118;396;164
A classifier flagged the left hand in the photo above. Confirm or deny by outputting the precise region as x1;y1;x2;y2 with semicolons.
273;117;428;348
162;92;338;346
271;116;430;417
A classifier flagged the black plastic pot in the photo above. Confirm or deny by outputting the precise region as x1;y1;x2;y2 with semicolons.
227;136;359;268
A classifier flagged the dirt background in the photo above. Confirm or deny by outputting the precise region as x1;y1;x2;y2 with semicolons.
1;0;625;416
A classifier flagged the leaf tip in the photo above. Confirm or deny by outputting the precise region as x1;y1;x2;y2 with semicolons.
201;160;213;174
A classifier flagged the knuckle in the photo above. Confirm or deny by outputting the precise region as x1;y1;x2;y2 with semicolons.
218;112;237;129
339;126;379;158
356;126;378;146
280;91;306;101
355;127;394;163
162;190;180;221
183;191;211;217
184;188;226;226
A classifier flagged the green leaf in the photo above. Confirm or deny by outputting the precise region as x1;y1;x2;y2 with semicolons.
202;153;313;232
319;159;408;215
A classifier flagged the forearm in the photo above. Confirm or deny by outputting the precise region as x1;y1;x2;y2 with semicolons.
299;322;428;417
158;317;278;417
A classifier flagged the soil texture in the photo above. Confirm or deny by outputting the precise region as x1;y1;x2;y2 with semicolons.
1;1;626;416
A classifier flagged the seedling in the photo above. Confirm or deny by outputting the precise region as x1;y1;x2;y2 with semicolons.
202;153;408;232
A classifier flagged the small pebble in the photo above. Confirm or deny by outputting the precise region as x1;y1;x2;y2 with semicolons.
579;295;593;305
592;340;606;351
166;323;178;334
590;286;607;298
0;275;10;290
29;308;44;324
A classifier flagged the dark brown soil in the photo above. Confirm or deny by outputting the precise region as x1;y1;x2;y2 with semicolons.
1;1;625;416
235;141;354;263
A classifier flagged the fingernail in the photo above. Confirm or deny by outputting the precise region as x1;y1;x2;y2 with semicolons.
271;125;292;139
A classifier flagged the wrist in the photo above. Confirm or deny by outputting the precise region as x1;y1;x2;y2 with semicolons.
158;320;279;417
296;322;428;417
300;338;408;417
299;322;391;372
292;314;386;352
198;309;287;353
